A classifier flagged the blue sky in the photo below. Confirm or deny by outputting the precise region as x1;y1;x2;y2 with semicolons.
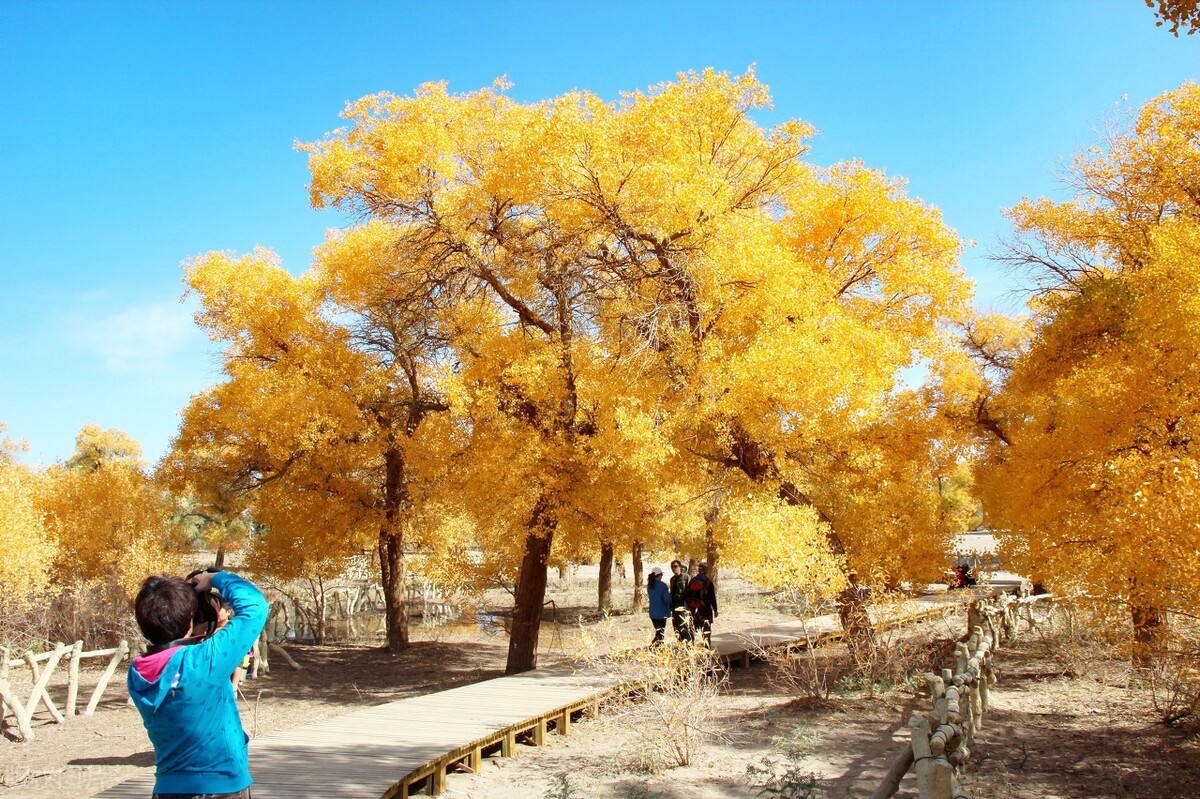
1;1;1196;466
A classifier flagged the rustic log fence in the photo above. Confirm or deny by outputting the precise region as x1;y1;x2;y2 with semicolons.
869;590;1054;799
0;639;130;742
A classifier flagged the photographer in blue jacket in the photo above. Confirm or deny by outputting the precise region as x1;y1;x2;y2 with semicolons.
129;569;267;799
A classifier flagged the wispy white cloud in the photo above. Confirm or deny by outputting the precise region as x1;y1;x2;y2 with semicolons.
65;298;198;374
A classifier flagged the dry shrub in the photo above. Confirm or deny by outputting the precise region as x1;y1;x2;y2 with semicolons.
758;633;850;704
853;594;960;695
1027;596;1126;678
757;592;959;701
578;619;727;767
1146;622;1200;726
0;578;142;653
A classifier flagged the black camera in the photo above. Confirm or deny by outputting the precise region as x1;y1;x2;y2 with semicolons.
187;568;223;637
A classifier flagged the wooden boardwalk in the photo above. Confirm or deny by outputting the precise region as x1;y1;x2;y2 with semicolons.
95;589;985;799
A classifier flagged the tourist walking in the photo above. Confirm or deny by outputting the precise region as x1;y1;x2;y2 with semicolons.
685;562;718;646
646;567;672;645
669;559;694;642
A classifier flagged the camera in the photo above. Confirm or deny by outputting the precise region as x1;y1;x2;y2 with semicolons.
187;568;223;637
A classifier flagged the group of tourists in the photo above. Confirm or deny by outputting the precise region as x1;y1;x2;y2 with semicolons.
645;559;718;647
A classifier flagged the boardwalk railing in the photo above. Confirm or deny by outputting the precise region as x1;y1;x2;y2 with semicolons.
869;591;1054;799
0;639;129;742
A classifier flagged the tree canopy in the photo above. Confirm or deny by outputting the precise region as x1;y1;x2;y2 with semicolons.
976;82;1200;663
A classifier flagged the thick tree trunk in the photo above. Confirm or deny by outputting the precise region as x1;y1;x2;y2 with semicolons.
631;541;645;612
311;577;328;646
214;545;226;570
1131;603;1164;670
598;541;615;612
379;531;409;653
379;445;410;654
837;583;876;670
507;523;555;674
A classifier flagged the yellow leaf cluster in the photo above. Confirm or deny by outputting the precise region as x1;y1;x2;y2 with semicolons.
979;82;1200;619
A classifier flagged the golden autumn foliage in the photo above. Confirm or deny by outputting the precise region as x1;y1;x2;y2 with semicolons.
0;426;54;604
296;69;973;671
40;426;179;597
167;70;972;671
164;230;461;652
977;83;1200;661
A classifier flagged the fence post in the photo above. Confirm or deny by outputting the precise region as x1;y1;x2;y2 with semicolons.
21;642;67;727
929;758;954;799
926;672;945;701
954;643;969;674
66;640;83;716
0;647;35;742
84;640;128;716
910;715;934;798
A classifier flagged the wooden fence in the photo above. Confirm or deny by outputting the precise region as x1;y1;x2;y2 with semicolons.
0;639;129;742
869;590;1054;799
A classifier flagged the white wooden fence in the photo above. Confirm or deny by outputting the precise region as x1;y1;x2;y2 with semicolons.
869;591;1054;799
0;640;129;742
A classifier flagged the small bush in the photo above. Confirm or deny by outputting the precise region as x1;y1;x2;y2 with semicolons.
746;753;825;798
579;620;727;767
1146;627;1200;725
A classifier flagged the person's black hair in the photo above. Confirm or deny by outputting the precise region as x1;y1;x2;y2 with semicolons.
646;572;661;591
134;576;199;645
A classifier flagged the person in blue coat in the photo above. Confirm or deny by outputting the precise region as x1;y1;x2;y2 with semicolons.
646;566;673;646
129;569;268;799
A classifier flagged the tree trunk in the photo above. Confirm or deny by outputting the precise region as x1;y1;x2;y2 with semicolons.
1131;603;1164;670
311;577;327;646
379;445;410;654
598;541;614;612
631;541;645;612
704;503;721;589
379;531;409;653
507;517;555;675
214;545;226;570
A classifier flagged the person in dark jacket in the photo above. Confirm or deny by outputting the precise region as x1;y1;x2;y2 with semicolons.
129;570;268;799
685;562;718;646
668;560;693;642
646;567;672;645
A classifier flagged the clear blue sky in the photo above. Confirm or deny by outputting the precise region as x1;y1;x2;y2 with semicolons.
1;1;1196;466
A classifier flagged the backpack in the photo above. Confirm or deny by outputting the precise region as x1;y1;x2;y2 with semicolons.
685;576;706;610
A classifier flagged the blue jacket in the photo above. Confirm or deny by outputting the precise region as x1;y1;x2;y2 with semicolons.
128;571;268;796
647;578;672;620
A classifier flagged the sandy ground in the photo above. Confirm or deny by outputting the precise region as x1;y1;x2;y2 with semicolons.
3;573;1198;799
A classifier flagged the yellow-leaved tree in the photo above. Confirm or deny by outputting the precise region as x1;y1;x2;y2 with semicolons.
0;425;55;608
37;426;180;642
976;82;1200;666
163;226;458;653
300;70;974;673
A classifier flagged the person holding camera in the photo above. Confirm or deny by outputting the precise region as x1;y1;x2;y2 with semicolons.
129;569;267;799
